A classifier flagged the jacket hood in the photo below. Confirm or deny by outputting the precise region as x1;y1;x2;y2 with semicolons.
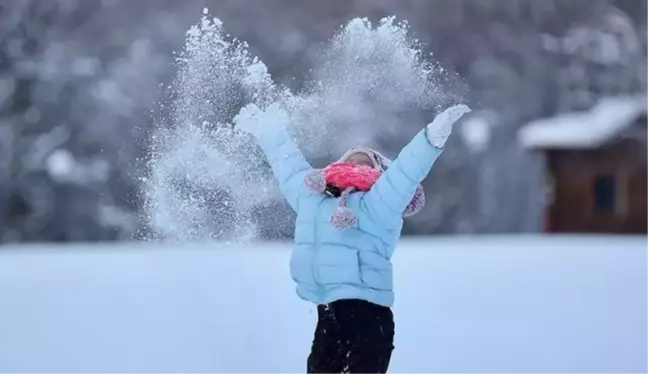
337;146;392;173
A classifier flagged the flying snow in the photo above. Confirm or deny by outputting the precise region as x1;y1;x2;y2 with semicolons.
142;10;462;243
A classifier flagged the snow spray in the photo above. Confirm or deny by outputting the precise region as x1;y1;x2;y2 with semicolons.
142;8;460;243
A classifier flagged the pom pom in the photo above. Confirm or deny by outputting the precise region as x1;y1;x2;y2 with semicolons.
403;186;426;217
304;169;327;193
330;207;357;230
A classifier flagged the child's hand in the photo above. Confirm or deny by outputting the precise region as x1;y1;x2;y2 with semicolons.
233;102;290;137
425;104;471;148
233;103;263;136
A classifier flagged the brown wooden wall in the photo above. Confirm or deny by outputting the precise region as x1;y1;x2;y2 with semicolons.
547;139;647;234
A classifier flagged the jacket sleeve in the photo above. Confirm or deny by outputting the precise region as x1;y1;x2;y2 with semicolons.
360;129;443;223
255;126;313;212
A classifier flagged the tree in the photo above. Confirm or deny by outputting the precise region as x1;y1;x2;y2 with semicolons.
0;0;179;241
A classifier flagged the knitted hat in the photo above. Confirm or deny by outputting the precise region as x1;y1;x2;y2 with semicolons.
304;147;426;230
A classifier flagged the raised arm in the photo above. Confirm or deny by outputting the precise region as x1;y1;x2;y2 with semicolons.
360;105;471;222
234;103;313;212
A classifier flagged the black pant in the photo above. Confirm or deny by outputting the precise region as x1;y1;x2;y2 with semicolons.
307;299;394;373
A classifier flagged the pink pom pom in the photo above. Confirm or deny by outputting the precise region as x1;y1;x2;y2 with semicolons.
330;207;357;230
403;186;426;217
304;169;326;193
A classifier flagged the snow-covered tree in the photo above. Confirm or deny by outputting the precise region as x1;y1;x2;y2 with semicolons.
0;0;185;241
544;4;646;112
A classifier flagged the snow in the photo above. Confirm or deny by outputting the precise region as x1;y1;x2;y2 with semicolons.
46;148;75;181
551;8;641;65
518;96;647;149
145;13;456;242
0;236;645;373
44;148;110;185
460;114;491;153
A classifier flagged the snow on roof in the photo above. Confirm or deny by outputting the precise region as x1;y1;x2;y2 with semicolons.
519;96;647;149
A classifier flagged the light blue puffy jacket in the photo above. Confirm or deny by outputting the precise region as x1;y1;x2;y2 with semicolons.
256;126;444;308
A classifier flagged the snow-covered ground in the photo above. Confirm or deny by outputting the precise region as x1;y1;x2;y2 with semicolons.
0;236;645;373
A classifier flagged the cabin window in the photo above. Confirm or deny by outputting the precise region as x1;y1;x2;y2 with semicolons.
593;173;618;213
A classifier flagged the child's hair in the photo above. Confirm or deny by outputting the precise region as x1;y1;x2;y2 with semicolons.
325;184;343;198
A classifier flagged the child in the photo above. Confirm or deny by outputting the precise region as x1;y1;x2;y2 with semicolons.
235;103;470;373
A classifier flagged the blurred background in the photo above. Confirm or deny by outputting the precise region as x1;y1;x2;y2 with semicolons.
0;0;646;243
0;2;646;372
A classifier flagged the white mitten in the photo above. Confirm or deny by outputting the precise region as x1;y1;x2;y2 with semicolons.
233;102;290;138
425;104;471;148
233;103;262;136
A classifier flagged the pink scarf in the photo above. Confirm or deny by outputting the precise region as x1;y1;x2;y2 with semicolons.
324;162;382;192
304;161;425;230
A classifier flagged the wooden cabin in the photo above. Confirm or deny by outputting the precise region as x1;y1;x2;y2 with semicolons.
519;96;647;234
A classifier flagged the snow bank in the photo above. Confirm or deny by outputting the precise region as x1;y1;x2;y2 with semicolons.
0;236;646;373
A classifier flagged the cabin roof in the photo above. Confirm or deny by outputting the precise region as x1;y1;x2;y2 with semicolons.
519;96;647;150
